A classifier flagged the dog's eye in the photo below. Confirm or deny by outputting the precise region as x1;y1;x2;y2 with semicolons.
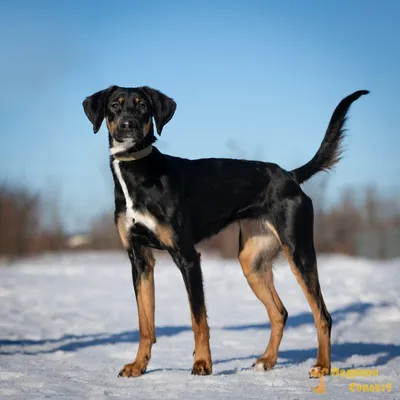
110;102;119;110
139;103;147;111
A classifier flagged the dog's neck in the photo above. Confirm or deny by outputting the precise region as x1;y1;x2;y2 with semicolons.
112;145;153;161
109;133;155;162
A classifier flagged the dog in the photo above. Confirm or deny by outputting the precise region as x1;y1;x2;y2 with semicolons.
82;86;368;378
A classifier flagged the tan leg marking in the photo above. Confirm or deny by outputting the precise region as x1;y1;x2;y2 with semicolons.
190;305;212;375
239;251;286;370
238;221;285;371
254;268;288;370
116;213;129;249
283;245;331;377
119;248;156;378
155;224;174;248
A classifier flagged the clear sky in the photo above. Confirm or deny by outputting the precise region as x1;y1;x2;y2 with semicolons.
1;0;399;232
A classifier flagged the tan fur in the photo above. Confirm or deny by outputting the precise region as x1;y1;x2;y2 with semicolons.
119;97;125;103
283;245;331;375
238;221;286;370
143;119;152;136
119;248;155;377
265;221;282;244
155;224;174;248
190;305;212;374
239;220;281;266
116;213;129;249
116;211;173;249
106;117;117;135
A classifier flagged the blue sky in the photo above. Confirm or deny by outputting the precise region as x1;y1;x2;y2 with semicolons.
1;0;399;232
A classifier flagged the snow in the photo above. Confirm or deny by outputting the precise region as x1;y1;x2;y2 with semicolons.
1;251;400;399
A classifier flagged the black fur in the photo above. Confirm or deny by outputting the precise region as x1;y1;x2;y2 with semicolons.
82;86;368;376
290;90;369;184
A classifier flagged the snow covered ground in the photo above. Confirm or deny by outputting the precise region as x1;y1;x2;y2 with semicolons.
1;251;399;399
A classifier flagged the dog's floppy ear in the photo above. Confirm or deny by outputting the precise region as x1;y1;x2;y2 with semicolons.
141;87;177;135
82;86;117;133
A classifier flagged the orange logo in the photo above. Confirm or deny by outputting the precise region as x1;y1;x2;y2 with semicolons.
311;376;326;394
310;368;392;394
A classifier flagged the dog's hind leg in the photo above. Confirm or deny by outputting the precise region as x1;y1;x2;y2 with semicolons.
238;221;287;371
279;195;332;378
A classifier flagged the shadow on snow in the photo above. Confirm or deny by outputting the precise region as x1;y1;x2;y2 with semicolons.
1;301;398;368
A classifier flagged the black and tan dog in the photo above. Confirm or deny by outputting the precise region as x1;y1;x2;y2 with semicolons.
82;86;368;378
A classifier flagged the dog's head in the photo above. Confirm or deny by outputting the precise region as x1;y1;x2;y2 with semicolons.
82;86;176;151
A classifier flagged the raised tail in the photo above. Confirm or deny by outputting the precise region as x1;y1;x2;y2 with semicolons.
290;90;369;185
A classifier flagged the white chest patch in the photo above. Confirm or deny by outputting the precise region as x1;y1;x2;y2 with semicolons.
112;160;158;232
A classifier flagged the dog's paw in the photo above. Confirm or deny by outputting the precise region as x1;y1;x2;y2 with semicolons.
252;357;276;371
191;359;212;376
309;365;330;379
118;361;147;378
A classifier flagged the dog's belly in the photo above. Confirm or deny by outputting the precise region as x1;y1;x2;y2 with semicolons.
190;205;267;244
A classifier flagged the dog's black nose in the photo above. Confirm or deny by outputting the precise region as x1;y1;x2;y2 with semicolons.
119;120;135;131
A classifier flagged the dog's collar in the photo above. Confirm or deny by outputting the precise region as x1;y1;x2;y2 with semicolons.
112;145;153;161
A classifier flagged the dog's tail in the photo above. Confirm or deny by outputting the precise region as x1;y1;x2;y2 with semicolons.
290;90;369;185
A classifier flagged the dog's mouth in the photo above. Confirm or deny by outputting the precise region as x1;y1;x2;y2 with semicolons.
113;135;132;144
113;130;141;143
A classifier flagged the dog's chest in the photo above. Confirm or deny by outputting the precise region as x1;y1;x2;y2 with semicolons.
112;160;157;232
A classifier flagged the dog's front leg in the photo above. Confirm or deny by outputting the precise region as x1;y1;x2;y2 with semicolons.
169;245;212;375
118;245;155;378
